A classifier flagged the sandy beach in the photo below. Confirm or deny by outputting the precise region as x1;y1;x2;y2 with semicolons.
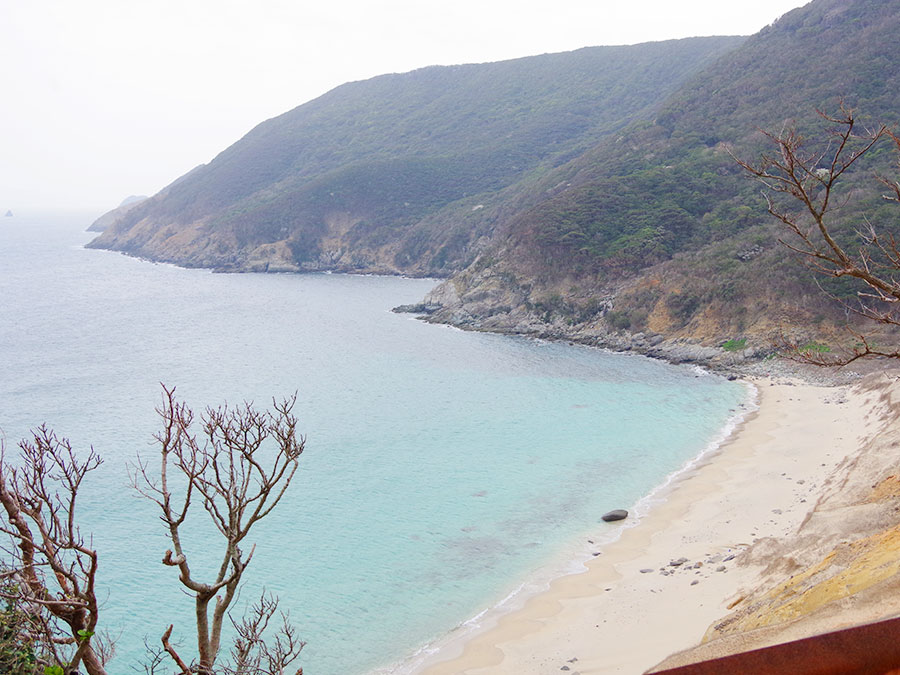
410;375;882;674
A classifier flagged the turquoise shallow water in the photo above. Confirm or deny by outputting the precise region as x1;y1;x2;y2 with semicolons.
0;211;747;673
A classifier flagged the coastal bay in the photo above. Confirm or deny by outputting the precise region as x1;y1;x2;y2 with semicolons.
413;375;889;674
1;213;748;674
7;2;900;672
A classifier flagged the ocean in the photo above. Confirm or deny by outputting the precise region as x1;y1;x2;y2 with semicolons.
0;211;748;673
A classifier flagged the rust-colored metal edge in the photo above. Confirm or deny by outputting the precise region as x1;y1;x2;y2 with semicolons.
648;615;900;675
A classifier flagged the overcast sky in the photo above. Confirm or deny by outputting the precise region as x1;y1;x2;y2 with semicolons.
1;0;806;212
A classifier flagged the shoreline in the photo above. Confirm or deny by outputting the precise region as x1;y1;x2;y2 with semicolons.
384;383;757;674
80;241;874;383
382;376;757;674
384;380;759;675
400;375;873;674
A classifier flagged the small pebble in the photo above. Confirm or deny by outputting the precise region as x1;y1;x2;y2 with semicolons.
691;580;699;586
716;566;727;572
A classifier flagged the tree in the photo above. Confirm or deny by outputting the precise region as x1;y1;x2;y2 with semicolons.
133;385;306;675
733;105;900;364
225;591;305;675
0;426;111;675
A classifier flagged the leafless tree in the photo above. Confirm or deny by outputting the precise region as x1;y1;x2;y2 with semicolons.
0;426;111;675
733;104;900;364
225;592;304;675
133;385;305;674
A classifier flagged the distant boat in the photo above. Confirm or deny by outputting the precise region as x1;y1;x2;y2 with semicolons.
4;210;11;217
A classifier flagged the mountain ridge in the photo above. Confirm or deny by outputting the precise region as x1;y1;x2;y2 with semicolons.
88;37;745;277
90;0;900;363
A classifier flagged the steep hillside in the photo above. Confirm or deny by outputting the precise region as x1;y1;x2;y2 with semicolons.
89;0;900;360
426;0;900;357
87;37;743;273
87;195;147;232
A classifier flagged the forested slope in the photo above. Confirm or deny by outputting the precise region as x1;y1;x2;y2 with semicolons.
90;0;900;359
87;37;743;273
427;0;900;356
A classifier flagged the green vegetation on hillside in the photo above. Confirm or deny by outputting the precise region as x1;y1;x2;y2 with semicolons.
89;37;744;274
89;0;900;348
469;0;900;341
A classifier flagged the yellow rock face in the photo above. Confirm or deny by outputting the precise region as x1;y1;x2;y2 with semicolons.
706;524;900;640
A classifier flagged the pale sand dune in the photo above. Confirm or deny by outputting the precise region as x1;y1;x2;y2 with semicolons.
411;376;883;674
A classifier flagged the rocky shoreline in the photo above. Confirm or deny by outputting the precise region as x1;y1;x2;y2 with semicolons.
88;231;871;387
392;302;868;387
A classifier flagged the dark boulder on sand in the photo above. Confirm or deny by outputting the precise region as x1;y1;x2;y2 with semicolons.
601;509;628;522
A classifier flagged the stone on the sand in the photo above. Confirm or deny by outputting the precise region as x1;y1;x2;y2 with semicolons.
601;509;628;522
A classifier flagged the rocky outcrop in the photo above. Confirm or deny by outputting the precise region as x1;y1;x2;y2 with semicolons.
393;267;774;371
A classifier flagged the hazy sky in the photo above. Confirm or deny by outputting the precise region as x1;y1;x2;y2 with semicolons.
1;0;806;212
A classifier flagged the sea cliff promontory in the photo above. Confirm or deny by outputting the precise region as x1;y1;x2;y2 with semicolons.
89;0;900;358
87;195;147;232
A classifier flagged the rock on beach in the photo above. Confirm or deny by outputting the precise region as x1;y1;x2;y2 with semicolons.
602;509;629;522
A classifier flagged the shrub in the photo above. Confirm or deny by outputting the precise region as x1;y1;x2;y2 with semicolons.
605;310;631;330
721;338;747;352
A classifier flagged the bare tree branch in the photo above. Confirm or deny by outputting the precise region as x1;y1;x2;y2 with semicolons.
226;592;304;675
161;624;192;674
732;103;900;364
134;385;306;673
0;429;109;674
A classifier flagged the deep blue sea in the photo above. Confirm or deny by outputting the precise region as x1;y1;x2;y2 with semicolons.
0;211;747;673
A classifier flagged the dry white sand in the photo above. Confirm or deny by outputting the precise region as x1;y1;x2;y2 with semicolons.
408;377;872;674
